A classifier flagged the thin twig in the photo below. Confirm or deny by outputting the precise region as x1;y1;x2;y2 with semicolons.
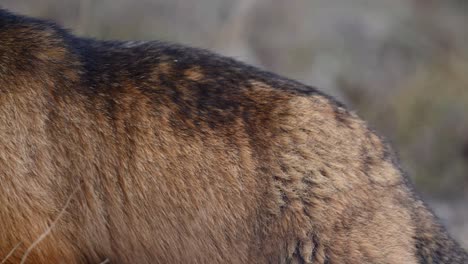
20;186;80;264
99;258;110;264
1;243;22;264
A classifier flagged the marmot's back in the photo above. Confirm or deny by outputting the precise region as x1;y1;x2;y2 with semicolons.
0;9;466;264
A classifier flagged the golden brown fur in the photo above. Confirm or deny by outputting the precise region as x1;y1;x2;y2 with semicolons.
0;9;466;263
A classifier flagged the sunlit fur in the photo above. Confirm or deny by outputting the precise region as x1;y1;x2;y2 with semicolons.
0;9;467;264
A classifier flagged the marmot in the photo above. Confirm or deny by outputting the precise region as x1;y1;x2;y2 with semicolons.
0;9;466;264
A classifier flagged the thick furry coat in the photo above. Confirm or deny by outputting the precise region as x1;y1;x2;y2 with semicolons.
0;9;467;264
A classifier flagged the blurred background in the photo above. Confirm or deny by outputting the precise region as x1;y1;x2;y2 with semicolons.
1;0;467;248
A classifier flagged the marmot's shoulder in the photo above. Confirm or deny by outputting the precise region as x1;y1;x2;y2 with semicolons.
0;9;349;133
78;38;349;117
0;9;339;106
77;38;325;95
